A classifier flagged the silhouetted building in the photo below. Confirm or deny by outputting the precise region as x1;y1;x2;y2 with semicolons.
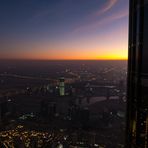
80;108;90;129
126;0;148;147
48;102;56;117
0;101;8;120
40;100;48;117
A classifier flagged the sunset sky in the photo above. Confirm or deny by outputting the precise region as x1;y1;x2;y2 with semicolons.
0;0;129;60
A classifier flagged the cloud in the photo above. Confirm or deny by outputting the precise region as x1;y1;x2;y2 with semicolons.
94;0;118;16
72;0;128;34
73;9;128;34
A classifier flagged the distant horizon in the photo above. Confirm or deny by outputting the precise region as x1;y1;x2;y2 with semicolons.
0;58;127;61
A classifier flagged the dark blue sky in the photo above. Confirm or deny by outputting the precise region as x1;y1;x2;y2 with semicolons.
0;0;129;60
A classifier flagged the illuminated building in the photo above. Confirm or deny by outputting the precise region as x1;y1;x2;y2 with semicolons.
126;0;148;147
59;77;65;96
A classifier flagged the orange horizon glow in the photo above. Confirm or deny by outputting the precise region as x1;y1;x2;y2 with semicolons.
0;51;128;60
0;42;128;60
0;55;128;60
0;57;128;60
0;49;128;60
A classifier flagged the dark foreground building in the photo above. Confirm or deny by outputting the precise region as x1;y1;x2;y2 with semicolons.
127;0;148;147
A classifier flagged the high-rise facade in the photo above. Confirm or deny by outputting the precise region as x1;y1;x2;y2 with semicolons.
127;0;148;147
59;77;65;96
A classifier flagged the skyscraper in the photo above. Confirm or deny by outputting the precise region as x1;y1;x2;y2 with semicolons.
59;77;65;96
126;0;148;147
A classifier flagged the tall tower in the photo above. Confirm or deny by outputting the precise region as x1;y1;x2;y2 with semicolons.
59;77;65;96
126;0;148;147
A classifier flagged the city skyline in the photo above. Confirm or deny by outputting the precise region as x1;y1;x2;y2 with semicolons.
0;0;129;60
